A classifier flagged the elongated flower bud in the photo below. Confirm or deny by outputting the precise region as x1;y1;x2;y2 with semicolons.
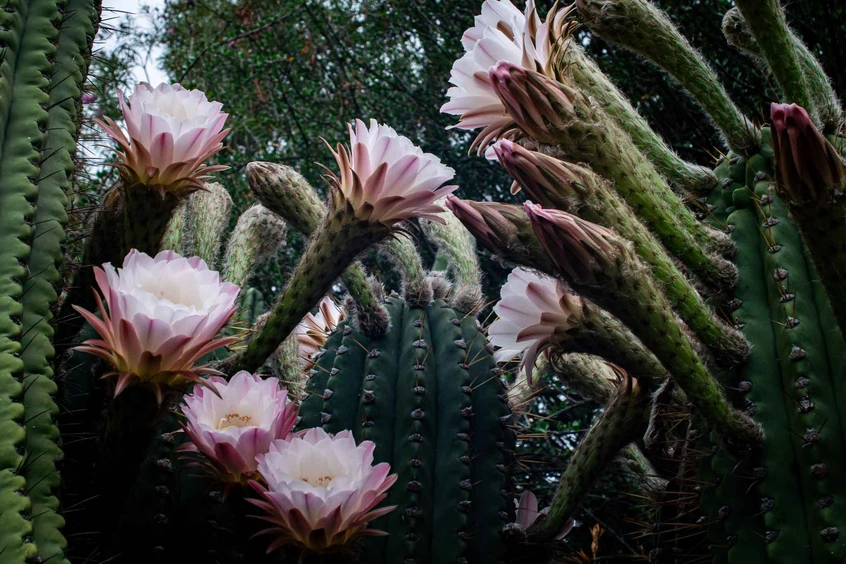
445;195;555;274
770;103;845;208
247;161;326;234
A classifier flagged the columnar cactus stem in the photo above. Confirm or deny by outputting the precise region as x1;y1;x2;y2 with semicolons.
529;372;650;539
721;7;842;133
420;207;483;312
160;201;187;253
494;143;748;368
222;204;287;287
731;0;813;115
526;205;761;454
186;182;233;264
561;43;719;195
576;0;761;156
494;67;737;289
245;161;384;330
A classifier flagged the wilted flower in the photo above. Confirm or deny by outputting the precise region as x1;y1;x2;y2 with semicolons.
327;119;457;225
488;267;583;384
294;297;345;370
250;428;397;555
441;0;573;150
515;490;574;539
770;102;845;206
95;82;229;195
180;371;298;484
74;249;240;402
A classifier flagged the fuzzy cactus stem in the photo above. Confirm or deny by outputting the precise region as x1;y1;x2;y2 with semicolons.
722;7;842;132
561;43;719;194
731;0;812;115
245;160;385;329
576;0;761;156
226;199;392;374
526;204;761;454
529;371;650;539
494;143;748;369
382;236;431;307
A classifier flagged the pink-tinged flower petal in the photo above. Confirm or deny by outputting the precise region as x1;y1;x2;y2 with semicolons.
488;267;583;384
441;1;573;150
181;371;297;484
328;119;455;226
73;249;240;401
95;82;229;193
251;427;398;554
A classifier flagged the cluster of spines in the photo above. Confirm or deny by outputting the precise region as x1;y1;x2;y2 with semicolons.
301;297;515;563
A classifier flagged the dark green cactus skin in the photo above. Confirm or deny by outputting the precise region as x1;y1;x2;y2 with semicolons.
695;133;846;563
299;297;516;564
0;0;99;561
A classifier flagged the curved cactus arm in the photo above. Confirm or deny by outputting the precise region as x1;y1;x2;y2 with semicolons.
160;200;187;253
185;182;233;265
381;236;430;307
731;0;812;116
222;204;287;287
577;0;761;156
420;208;483;313
561;43;719;195
19;0;100;561
528;371;650;539
722;7;842;133
245;161;384;324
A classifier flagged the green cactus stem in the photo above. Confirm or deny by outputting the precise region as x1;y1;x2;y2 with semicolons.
245;160;386;334
225;193;392;374
299;297;516;563
731;0;813;115
576;0;761;156
721;7;842;133
18;0;100;561
222;204;287;287
381;236;431;306
528;208;760;454
528;83;738;290
529;371;650;539
560;43;720;195
160;201;187;253
420;208;483;312
185;182;233;264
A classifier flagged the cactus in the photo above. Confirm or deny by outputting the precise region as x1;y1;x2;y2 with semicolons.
298;295;517;563
442;0;846;561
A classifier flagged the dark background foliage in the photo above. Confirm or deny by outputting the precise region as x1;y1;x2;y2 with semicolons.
84;0;846;557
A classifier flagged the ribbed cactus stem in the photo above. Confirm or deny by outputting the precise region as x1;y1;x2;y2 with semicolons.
224;197;391;374
731;0;813;116
562;43;719;195
722;7;842;133
186;182;233;265
546;353;615;404
245;161;384;327
527;207;761;454
222;204;287;287
577;0;761;156
272;334;304;399
383;236;430;307
160;201;187;253
420;207;483;313
529;373;649;539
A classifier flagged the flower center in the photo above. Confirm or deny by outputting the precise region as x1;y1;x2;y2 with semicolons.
138;278;206;310
217;413;253;430
300;474;335;488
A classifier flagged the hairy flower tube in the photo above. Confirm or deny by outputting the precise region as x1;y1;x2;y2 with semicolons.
95;82;229;195
441;0;573;150
249;428;398;555
73;249;240;402
488;267;583;384
179;371;298;485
